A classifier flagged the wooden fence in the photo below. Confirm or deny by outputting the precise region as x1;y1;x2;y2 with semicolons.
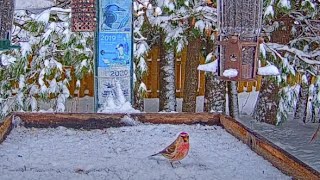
143;47;263;98
70;47;264;98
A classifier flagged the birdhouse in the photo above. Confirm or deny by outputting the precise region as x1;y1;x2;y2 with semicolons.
0;0;19;50
217;0;263;81
71;0;96;32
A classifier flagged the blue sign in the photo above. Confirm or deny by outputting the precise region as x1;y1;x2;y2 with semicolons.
99;0;132;32
95;0;133;111
98;33;131;67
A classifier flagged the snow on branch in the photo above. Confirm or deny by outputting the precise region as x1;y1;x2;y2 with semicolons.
264;43;320;65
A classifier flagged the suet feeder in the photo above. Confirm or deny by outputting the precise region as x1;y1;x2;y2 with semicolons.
71;0;96;32
0;0;19;51
217;0;263;81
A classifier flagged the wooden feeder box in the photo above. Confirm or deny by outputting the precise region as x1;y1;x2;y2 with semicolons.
217;0;263;81
71;0;96;32
0;0;19;51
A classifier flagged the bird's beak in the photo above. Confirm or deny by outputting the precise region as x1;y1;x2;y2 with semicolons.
182;136;188;142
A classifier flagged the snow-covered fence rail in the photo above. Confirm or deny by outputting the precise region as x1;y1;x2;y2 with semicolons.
0;112;319;179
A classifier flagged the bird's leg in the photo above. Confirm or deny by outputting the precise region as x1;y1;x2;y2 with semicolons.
178;161;181;164
170;162;174;168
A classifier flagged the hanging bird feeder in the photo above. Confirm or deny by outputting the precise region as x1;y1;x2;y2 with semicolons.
71;0;96;32
0;0;19;51
217;0;263;81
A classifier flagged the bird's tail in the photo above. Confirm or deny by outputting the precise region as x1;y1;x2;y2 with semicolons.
150;152;160;157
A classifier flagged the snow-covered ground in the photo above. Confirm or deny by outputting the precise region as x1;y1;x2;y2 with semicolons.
0;124;290;180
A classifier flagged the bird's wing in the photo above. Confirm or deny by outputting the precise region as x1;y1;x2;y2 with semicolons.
160;140;178;159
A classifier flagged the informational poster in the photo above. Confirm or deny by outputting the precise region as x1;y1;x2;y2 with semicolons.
95;0;132;110
99;0;132;32
98;33;131;67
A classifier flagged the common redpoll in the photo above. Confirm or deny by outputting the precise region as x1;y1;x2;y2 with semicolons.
151;132;190;167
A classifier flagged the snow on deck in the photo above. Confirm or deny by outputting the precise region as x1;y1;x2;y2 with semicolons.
238;115;320;172
0;124;289;180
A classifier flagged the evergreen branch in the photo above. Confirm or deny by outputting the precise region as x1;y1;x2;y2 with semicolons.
264;43;320;65
289;36;320;45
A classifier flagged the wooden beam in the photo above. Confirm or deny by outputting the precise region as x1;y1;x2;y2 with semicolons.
14;112;127;129
131;113;220;125
220;115;320;179
13;112;221;128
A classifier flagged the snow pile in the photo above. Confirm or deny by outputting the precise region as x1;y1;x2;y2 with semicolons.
264;5;274;17
0;124;290;179
98;81;140;114
223;68;238;78
258;65;280;76
15;0;54;11
278;0;291;9
197;60;218;73
98;101;140;114
120;115;141;126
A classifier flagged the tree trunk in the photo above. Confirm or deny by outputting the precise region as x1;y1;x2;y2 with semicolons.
159;34;176;112
253;77;281;125
204;75;226;113
227;81;239;119
294;73;312;123
182;38;201;112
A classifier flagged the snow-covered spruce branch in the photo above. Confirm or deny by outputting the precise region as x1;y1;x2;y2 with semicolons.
0;7;93;118
289;11;320;35
264;43;320;65
289;36;320;46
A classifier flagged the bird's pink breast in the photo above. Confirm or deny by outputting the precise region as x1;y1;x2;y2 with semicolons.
172;143;189;161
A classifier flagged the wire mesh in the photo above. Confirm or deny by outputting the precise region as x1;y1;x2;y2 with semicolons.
218;0;263;37
71;0;96;32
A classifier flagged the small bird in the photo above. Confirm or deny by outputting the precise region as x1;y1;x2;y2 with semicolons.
151;132;190;167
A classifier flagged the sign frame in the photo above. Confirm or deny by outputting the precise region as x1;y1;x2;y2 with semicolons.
94;0;133;112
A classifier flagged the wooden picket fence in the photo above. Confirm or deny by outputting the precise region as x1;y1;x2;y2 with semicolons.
71;47;266;98
65;51;309;98
143;47;264;98
142;46;207;98
67;68;95;97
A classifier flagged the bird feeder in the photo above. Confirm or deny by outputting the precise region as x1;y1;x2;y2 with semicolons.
0;0;19;51
71;0;96;32
217;0;263;81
